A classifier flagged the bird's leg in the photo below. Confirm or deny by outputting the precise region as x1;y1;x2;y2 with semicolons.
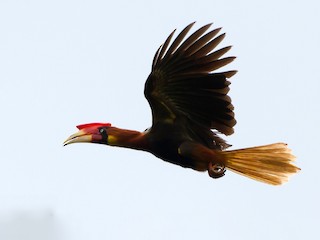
208;161;226;178
178;141;226;177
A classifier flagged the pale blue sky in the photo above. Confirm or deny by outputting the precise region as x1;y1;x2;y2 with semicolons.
1;0;319;239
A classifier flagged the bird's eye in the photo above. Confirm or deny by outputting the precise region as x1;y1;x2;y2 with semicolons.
99;128;107;134
99;127;108;143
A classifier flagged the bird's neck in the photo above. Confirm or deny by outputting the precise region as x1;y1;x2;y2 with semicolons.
108;127;149;151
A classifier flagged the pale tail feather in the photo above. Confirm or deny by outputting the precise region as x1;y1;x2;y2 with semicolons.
219;143;300;185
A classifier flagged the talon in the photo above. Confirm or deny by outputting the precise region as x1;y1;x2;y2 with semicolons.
208;162;226;178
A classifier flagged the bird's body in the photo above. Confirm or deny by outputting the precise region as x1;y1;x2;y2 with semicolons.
64;22;300;185
146;122;207;171
101;123;210;171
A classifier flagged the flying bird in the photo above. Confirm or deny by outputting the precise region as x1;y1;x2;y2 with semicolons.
64;22;300;185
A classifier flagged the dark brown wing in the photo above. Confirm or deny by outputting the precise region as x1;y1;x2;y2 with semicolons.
144;22;237;149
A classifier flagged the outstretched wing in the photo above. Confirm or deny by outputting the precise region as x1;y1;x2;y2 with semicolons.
144;22;237;148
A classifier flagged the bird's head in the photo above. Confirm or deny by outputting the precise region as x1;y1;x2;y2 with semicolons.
63;122;115;146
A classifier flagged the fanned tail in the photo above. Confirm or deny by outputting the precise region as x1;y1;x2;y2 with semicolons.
219;143;300;185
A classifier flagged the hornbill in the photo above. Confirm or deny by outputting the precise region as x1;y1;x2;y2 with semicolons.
64;22;300;185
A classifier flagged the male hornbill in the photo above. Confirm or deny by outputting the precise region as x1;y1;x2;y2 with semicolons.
64;22;300;185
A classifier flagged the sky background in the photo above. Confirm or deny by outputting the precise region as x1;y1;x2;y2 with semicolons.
1;0;319;239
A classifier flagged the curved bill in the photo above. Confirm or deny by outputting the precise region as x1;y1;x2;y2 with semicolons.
63;130;92;146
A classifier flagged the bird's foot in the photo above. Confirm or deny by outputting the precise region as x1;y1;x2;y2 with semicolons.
208;162;226;178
